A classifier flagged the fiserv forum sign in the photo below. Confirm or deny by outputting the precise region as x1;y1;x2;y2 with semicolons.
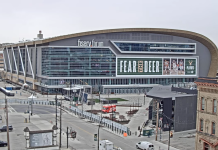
117;57;197;76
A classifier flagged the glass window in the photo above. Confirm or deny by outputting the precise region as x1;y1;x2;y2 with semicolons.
41;47;116;77
201;97;205;110
200;119;203;131
212;122;215;134
114;42;195;53
213;99;217;113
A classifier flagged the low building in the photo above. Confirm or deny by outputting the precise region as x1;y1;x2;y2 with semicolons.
147;85;197;132
195;77;218;150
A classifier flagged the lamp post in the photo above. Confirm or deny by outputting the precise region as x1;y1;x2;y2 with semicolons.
98;117;103;150
55;89;58;127
144;94;146;105
31;92;34;116
5;89;10;150
46;85;48;101
28;101;30;122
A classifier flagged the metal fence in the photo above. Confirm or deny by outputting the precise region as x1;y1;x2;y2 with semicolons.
0;99;130;135
67;106;130;135
0;99;51;105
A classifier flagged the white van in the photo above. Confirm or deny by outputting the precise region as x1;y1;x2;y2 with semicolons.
136;141;154;150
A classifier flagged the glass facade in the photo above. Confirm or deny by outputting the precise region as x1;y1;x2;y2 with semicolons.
40;77;196;94
43;78;195;86
114;42;195;53
41;47;116;77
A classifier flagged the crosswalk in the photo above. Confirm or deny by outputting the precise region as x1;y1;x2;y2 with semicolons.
0;104;17;113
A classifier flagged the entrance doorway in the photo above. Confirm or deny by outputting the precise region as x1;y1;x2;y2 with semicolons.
204;142;210;150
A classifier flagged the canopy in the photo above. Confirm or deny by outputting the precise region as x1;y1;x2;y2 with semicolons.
28;94;37;99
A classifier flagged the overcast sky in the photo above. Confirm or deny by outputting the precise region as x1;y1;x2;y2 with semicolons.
1;0;218;46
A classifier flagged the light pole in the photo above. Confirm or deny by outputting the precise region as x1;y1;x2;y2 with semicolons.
28;101;30;122
98;117;103;150
31;92;34;116
55;89;58;127
59;98;62;148
144;94;145;105
47;85;48;101
4;86;10;150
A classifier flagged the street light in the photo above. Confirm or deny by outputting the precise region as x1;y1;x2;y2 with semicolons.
98;117;104;150
31;92;35;116
55;89;58;127
46;85;48;101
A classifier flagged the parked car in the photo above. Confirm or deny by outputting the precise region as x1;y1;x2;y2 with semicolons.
0;125;13;132
136;141;154;150
0;140;7;147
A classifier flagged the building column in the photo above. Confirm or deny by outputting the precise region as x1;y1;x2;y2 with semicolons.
24;47;27;83
32;45;37;90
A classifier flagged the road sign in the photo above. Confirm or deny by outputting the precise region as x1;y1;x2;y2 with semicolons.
94;134;97;141
71;131;76;138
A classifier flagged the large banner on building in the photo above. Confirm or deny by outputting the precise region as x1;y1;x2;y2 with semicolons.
116;57;197;76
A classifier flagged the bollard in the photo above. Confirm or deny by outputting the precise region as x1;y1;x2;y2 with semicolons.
25;118;27;123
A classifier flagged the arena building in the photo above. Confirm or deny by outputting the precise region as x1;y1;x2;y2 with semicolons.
1;28;218;94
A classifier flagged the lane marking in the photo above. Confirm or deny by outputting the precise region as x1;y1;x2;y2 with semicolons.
9;105;17;113
62;115;135;149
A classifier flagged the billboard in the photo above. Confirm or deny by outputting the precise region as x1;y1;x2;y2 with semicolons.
30;132;53;147
117;57;197;76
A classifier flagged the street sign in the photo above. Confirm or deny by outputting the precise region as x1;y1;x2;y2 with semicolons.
94;134;97;141
71;131;76;138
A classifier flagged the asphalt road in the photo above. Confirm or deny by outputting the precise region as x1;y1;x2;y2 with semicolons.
6;105;194;150
10;105;60;114
39;113;140;150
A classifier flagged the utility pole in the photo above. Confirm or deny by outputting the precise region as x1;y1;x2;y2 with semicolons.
5;94;10;150
59;98;62;148
155;100;159;141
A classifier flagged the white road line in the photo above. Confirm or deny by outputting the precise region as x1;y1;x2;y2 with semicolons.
8;105;17;113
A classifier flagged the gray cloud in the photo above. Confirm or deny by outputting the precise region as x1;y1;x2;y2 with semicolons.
0;0;217;46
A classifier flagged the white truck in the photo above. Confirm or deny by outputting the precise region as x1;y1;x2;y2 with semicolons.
136;141;154;150
99;140;122;150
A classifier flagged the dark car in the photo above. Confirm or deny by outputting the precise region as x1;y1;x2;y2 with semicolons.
0;125;13;132
0;140;7;147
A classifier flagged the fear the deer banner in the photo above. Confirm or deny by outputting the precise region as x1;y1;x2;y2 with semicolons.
117;57;197;76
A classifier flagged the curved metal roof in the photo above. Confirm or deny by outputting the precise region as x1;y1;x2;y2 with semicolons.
2;28;218;77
